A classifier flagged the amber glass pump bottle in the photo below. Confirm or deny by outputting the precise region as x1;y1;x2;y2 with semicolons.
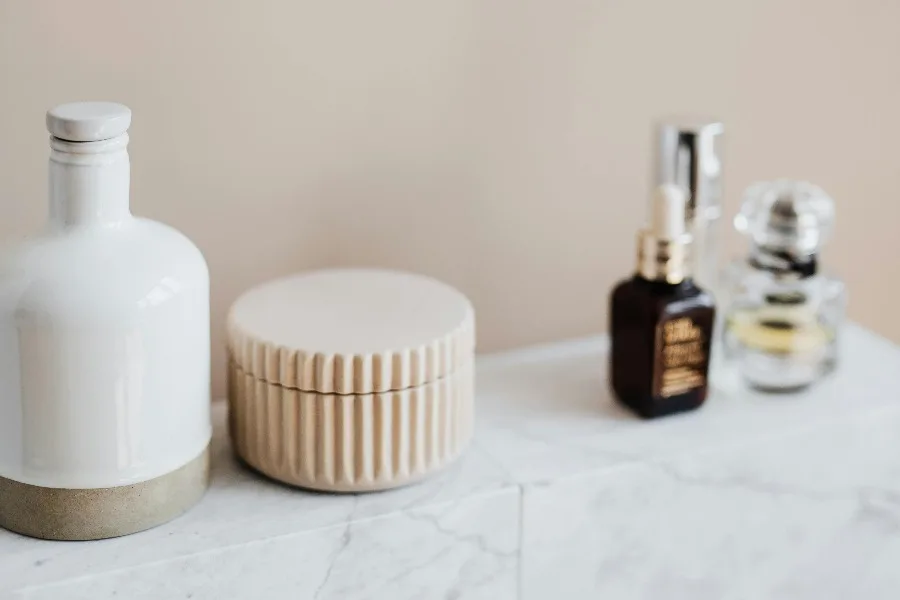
610;184;716;419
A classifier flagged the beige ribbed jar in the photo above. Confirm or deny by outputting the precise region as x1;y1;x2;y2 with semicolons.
226;269;475;492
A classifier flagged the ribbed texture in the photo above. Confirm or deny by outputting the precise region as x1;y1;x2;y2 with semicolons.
228;362;474;492
226;309;474;394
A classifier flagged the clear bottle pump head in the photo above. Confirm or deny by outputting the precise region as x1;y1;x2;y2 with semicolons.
653;118;725;291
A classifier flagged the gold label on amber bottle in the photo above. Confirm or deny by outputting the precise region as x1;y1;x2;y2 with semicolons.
653;317;707;398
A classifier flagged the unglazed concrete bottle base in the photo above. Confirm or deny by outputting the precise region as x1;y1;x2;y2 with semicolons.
226;269;476;492
0;103;211;540
0;449;209;541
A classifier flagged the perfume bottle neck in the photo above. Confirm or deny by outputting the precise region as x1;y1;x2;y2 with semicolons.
48;134;132;229
748;245;818;279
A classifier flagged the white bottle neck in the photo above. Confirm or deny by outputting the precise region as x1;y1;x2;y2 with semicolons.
48;134;132;229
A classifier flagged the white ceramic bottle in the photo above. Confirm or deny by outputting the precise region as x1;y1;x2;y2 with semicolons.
0;102;211;540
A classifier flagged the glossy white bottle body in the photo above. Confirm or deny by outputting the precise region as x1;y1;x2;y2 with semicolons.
0;125;211;489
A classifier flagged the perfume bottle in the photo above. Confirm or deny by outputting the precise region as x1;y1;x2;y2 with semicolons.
610;184;716;419
654;119;725;294
722;180;846;391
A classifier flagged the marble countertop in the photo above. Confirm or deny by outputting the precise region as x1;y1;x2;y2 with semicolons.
3;324;900;599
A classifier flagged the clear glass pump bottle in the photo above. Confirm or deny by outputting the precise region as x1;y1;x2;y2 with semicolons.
654;119;725;295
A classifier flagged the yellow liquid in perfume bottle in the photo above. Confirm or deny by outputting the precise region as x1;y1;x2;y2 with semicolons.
726;305;833;356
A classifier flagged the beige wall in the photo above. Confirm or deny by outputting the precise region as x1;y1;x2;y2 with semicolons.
2;1;899;397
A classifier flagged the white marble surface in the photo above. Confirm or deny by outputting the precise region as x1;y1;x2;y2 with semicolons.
18;490;519;600
2;323;900;599
521;409;900;599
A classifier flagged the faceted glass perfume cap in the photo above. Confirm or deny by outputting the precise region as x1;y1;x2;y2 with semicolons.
734;180;835;255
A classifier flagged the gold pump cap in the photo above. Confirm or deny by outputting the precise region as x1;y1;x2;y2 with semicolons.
637;184;692;284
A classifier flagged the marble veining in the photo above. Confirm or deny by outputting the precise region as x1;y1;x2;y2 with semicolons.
521;409;900;600
15;490;518;600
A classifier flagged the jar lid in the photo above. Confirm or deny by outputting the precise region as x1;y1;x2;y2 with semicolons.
227;269;475;394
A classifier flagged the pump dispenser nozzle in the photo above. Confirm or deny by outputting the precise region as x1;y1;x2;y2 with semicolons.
651;183;688;240
654;119;724;291
638;184;692;284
